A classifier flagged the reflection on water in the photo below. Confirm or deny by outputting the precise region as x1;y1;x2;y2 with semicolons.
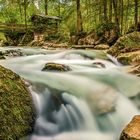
0;48;140;140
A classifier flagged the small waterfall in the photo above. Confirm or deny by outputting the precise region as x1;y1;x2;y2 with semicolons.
61;92;98;131
107;54;122;66
29;86;99;136
0;48;140;140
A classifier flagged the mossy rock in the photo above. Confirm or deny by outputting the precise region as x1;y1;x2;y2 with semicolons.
117;51;140;65
42;62;71;72
0;65;35;139
108;31;140;56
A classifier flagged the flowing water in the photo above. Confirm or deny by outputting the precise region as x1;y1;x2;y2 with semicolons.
0;47;140;140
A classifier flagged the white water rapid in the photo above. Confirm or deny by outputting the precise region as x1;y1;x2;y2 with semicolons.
0;48;140;140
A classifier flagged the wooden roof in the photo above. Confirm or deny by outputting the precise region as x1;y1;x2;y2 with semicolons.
31;14;61;21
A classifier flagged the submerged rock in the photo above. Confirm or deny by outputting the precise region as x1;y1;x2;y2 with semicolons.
0;65;35;139
0;51;5;59
120;115;140;140
42;62;71;72
92;62;106;68
0;54;5;59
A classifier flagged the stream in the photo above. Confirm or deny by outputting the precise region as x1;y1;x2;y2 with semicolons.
0;47;140;140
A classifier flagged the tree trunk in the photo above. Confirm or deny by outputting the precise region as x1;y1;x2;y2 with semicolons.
119;0;124;34
44;0;48;15
24;0;27;30
134;0;138;29
99;0;103;24
103;0;108;23
109;0;113;22
18;0;22;21
112;0;120;34
76;0;83;34
124;0;130;33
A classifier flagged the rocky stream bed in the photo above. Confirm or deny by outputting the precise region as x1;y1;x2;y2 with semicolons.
0;31;140;140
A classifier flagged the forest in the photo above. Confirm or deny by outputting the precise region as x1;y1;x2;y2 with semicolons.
0;0;139;45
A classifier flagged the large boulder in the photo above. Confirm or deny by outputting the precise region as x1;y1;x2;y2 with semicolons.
107;32;140;76
120;115;140;140
108;31;140;57
0;65;35;139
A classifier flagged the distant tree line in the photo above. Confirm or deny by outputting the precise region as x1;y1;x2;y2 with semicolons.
0;0;139;37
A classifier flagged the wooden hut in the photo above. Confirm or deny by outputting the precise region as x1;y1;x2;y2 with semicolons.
30;14;61;43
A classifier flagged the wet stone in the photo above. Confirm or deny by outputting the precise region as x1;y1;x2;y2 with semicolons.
120;115;140;140
42;62;72;72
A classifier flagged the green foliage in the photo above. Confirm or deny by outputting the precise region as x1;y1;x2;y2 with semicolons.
45;34;60;41
0;0;140;43
121;37;135;47
0;33;6;41
107;32;140;56
96;23;117;36
127;22;140;33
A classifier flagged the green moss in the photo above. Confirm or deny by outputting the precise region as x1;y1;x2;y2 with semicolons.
96;22;118;36
108;32;140;56
117;51;140;65
0;65;35;140
0;33;6;41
